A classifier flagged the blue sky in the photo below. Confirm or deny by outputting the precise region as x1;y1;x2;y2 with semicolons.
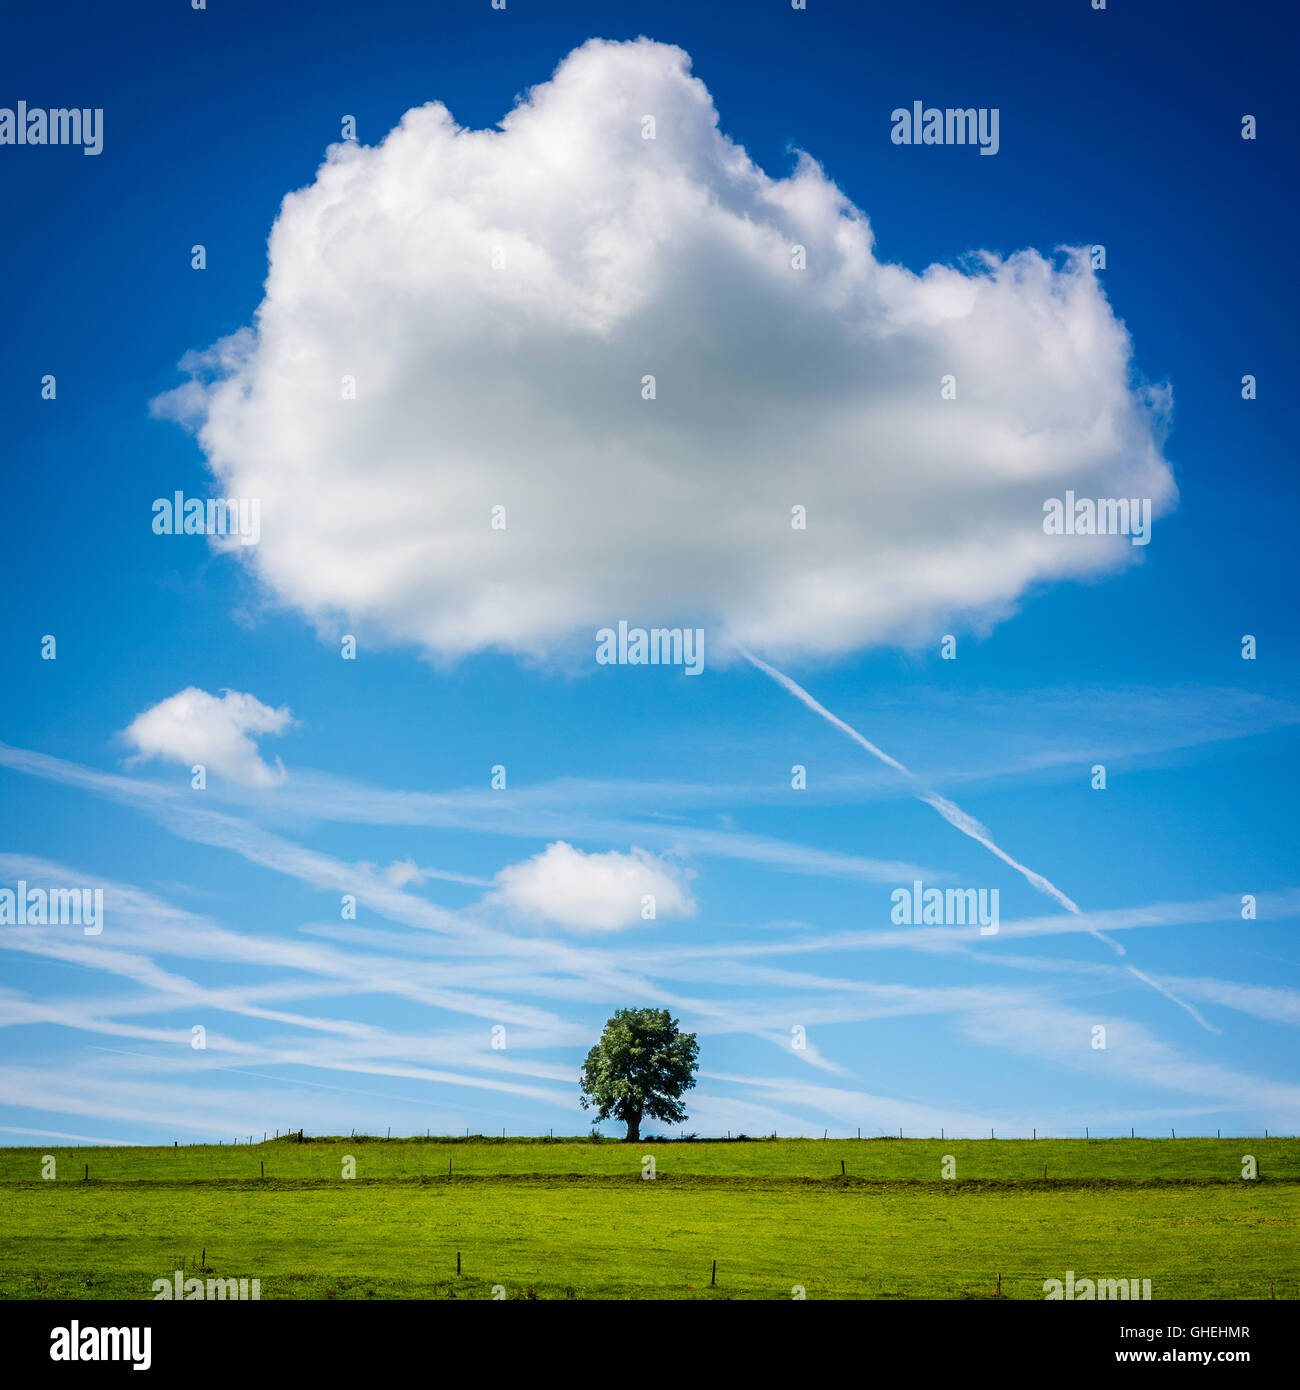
1;0;1297;1144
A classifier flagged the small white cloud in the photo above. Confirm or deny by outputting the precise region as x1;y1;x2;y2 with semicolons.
384;858;422;888
122;688;293;788
485;841;695;931
378;857;489;888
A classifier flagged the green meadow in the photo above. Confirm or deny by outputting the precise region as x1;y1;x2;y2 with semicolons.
2;1137;1295;1300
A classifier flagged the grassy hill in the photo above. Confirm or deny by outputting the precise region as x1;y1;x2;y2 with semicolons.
2;1137;1295;1300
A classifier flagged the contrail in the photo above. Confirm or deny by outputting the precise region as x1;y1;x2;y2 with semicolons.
1124;966;1221;1034
741;649;1111;945
741;650;1221;1029
919;791;1080;915
743;651;910;775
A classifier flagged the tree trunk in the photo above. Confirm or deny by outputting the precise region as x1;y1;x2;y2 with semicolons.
624;1112;641;1143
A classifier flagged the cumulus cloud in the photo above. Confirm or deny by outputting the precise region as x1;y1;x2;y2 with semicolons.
122;688;293;788
154;37;1175;663
485;841;695;931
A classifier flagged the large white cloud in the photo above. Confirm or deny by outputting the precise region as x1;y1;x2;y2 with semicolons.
154;38;1175;663
485;841;695;931
122;688;293;788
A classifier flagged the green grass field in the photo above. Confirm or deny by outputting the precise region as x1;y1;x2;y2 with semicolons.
2;1137;1295;1300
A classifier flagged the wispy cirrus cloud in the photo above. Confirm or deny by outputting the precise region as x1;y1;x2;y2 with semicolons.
961;1005;1300;1121
0;741;936;888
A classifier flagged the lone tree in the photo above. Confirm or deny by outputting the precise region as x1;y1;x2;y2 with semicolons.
579;1007;699;1143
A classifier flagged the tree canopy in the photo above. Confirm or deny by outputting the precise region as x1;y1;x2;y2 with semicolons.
578;1007;699;1142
